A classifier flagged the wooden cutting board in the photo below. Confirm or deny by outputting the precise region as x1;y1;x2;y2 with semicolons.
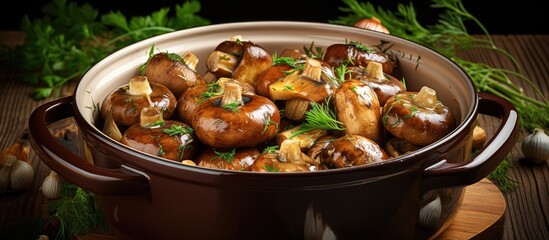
435;178;506;239
76;178;505;240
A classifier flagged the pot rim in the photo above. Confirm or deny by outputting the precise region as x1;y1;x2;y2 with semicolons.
73;21;478;176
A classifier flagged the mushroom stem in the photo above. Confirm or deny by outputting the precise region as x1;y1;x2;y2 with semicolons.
220;82;244;107
128;76;153;96
128;76;153;106
278;139;303;163
301;58;322;81
182;52;199;70
103;110;123;141
140;107;164;128
285;99;310;121
413;86;438;109
206;51;238;75
365;61;386;80
229;35;243;42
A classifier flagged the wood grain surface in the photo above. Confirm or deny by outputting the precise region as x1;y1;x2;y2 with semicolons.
1;32;548;240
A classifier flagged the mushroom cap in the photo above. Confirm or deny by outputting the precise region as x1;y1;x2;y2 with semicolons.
101;82;177;128
192;94;280;149
382;92;456;146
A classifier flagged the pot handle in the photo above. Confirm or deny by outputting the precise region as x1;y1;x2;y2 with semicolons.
420;92;520;194
28;96;150;197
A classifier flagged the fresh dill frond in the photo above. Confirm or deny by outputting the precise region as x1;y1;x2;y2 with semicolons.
221;102;240;112
290;99;345;138
264;164;280;172
303;41;324;59
48;184;107;240
487;155;518;192
163;124;193;136
212;148;236;162
262;145;280;153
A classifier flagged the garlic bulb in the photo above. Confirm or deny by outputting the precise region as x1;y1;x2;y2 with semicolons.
353;17;390;34
521;128;549;164
41;170;63;199
0;164;12;192
8;158;34;191
418;195;442;228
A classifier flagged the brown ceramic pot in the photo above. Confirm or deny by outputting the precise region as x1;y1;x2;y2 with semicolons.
28;22;519;240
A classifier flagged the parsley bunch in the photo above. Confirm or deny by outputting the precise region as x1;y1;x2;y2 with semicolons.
0;0;210;99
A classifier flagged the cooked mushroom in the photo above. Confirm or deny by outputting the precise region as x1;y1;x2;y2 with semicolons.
384;138;420;158
100;76;177;128
334;79;383;143
276;126;327;151
192;82;280;148
323;41;396;74
306;135;338;167
195;148;259;171
346;61;406;106
121;107;198;161
145;51;205;98
256;53;308;99
382;86;456;146
320;135;390;168
206;35;272;89
269;58;335;121
250;139;319;172
176;78;255;125
256;63;294;98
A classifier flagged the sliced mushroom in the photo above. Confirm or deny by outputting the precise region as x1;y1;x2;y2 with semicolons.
382;86;456;146
334;79;383;143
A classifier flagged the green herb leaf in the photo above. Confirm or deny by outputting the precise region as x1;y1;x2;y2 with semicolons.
0;0;210;100
212;148;236;163
163;124;193;136
290;99;345;138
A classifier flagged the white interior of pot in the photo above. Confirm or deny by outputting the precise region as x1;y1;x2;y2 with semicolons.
75;21;476;162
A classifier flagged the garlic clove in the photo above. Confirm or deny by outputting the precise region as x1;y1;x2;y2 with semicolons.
8;158;35;191
521;128;549;164
41;170;63;199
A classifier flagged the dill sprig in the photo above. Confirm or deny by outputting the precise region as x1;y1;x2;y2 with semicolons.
163;124;193;136
212;148;236;162
47;184;107;240
487;155;518;192
290;100;345;138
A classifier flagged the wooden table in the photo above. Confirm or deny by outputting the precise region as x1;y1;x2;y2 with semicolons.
1;31;548;240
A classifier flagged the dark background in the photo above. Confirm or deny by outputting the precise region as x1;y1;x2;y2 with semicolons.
1;0;547;34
